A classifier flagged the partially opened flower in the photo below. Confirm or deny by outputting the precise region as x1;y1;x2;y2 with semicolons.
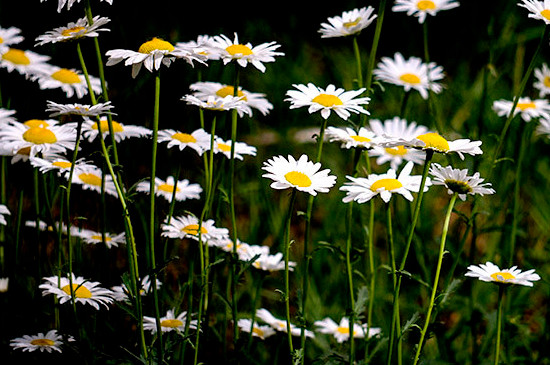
161;214;229;243
0;47;50;76
262;154;337;196
46;100;115;118
213;137;257;160
534;63;550;97
392;0;460;23
30;155;96;177
157;128;211;155
492;97;550;122
0;121;77;157
535;116;550;138
40;0;113;13
285;83;370;120
429;163;495;200
251;251;296;272
237;318;276;340
33;66;102;99
373;52;444;99
319;6;378;38
314;317;381;343
256;308;315;337
82;117;151;142
71;165;118;197
0;204;10;225
0;26;24;48
39;273;115;309
384;132;483;159
176;35;220;61
182;94;250;115
10;330;72;353
518;0;550;24
111;275;162;302
35;16;110;45
74;228;125;248
465;261;541;287
143;309;197;333
136;176;202;202
325;126;378;149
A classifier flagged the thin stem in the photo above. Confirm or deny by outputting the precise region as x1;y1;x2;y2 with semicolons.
364;154;376;360
352;35;363;89
494;285;505;365
284;189;298;358
385;201;399;365
364;0;387;97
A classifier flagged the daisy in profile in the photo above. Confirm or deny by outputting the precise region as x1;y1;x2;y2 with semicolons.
518;0;550;24
30;155;96;177
40;0;113;13
81;117;151;142
285;83;370;120
534;63;550;97
429;163;495;201
209;33;284;72
256;308;315;337
392;0;460;24
189;81;274;116
111;275;162;302
465;261;541;287
0;47;51;76
157;128;211;155
238;318;276;340
0;121;77;157
182;94;250;115
251;251;297;272
0;204;10;225
143;309;197;333
25;219;70;235
10;330;72;353
71;165;118;197
39;273;115;309
33;65;102;99
314;317;381;342
46;100;115;118
341;161;431;204
492;96;550;122
535;116;550;138
176;35;220;61
319;6;378;38
161;214;229;243
136;176;202;202
214;137;257;160
0;26;24;48
373;52;444;99
35;16;110;45
74;228;126;248
262;154;337;196
369;117;428;170
325;126;378;149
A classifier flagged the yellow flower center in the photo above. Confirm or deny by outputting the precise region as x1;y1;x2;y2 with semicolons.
61;283;92;298
252;327;265;337
490;271;516;283
336;326;357;336
172;132;196;143
52;161;72;169
2;48;30;65
16;146;31;156
351;135;371;143
61;26;85;36
51;69;81;84
0;37;3;44
217;142;232;152
343;17;361;28
30;339;55;347
91;235;112;241
445;179;473;195
284;171;312;187
24;119;50;128
385;146;408;156
91;120;124;133
216;85;247;100
541;9;550;20
370;178;403;191
312;93;343;107
399;73;422;84
160;319;183;328
516;102;536;110
138;37;175;53
182;224;207;235
226;44;253;56
417;0;436;10
416;132;450;151
22;127;57;144
158;183;180;193
544;76;550;88
78;173;102;186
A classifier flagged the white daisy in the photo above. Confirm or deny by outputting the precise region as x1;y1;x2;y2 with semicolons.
262;154;337;196
46;100;115;118
0;47;50;76
392;0;460;24
314;317;381;343
136;176;202;202
29;155;96;177
157;128;211;155
0;204;10;225
39;273;115;309
210;238;258;255
492;96;550;122
518;0;550;24
465;261;541;287
10;330;71;353
25;219;71;235
182;94;250;115
74;228;125;248
35;16;110;45
161;214;229;243
340;161;431;204
0;121;77;157
213;137;257;160
33;65;102;99
285;83;370;120
208;33;284;72
0;26;24;48
325;126;378;149
373;52;444;99
535;116;550;137
175;35;220;61
319;6;378;38
40;0;113;13
237;318;276;340
255;308;314;338
143;309;197;333
81;117;151;142
429;163;495;201
111;275;162;302
251;251;297;272
71;165;118;197
533;63;550;97
0;277;8;292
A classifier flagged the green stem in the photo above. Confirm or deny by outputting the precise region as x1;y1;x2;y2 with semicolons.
494;285;505;365
352;35;363;89
385;201;399;365
364;154;376;360
285;189;298;358
364;0;387;97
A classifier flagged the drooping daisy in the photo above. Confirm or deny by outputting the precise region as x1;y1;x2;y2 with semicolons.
111;275;162;302
10;330;72;353
74;228;126;248
46;100;115;118
0;277;8;292
319;6;378;38
392;0;460;24
71;165;118;197
325;126;378;149
182;94;250;115
429;163;495;201
465;261;541;287
314;317;381;343
35;16;110;45
143;309;197;333
33;65;102;99
39;273;115;309
285;83;370;120
0;47;51;76
213;137;257;160
208;33;284;72
136;176;202;202
373;52;444;99
161;214;229;243
262;154;337;196
518;0;550;24
189;81;274;116
369;117;428;169
237;318;276;340
534;63;550;97
0;26;24;48
0;204;10;225
157;128;211;155
251;251;297;272
212;239;268;261
30;155;96;177
255;308;315;338
341;161;431;204
492;96;550;122
0;121;77;157
81;117;151;142
40;0;113;13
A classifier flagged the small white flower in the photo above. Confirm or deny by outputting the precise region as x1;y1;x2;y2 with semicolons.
0;277;8;292
32;66;102;99
175;35;220;61
10;330;72;353
81;117;151;142
143;309;197;333
111;275;162;302
319;6;378;38
535;116;550;138
35;16;110;45
518;0;550;24
40;0;113;13
0;26;24;48
255;308;315;338
392;0;460;24
74;228;126;248
71;165;118;197
534;63;550;97
46;100;115;118
325;126;378;149
492;96;550;122
0;204;10;225
161;214;229;243
182;94;250;115
465;261;541;287
429;163;495;200
157;128;211;155
237;318;276;340
0;47;51;77
30;155;96;177
136;176;202;202
213;137;257;160
314;317;381;343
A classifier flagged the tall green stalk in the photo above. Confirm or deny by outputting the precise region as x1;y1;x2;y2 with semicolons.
385;200;399;365
494;285;505;365
364;0;387;97
284;189;298;359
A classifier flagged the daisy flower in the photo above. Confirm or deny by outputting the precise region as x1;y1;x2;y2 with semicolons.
136;176;202;202
182;94;250;115
0;204;10;225
535;116;550;137
208;33;284;72
392;0;460;24
10;330;71;353
39;273;115;310
465;261;541;287
492;96;550;122
176;35;220;61
189;81;274;116
30;155;96;177
341;161;431;204
213;137;257;160
373;52;444;99
157;128;211;155
319;6;378;38
429;163;495;201
0;47;51;76
255;308;314;338
81;117;151;142
40;0;113;13
33;65;102;99
518;0;550;24
71;165;118;197
251;251;297;272
0;277;8;292
0;121;77;157
314;317;381;343
0;26;24;48
143;309;197;333
324;126;378;149
533;63;550;97
111;275;162;302
74;228;126;248
285;83;370;120
161;214;229;243
25;219;71;235
237;318;276;340
261;154;337;196
46;100;115;118
35;16;110;45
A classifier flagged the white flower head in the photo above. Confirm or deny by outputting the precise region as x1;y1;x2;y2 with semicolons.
82;117;151;142
465;261;541;287
0;47;51;77
74;228;126;248
32;66;102;99
492;97;550;122
10;330;73;353
255;308;314;338
429;163;495;201
237;318;276;340
0;204;10;225
39;273;115;309
518;0;550;24
40;0;113;13
161;214;229;243
314;317;381;343
35;16;110;45
111;275;162;302
325;126;378;149
319;6;378;38
175;35;220;61
392;0;460;24
157;128;211;155
30;155;96;178
0;277;8;292
213;137;257;160
534;63;550;97
0;26;24;48
535;116;550;138
143;309;197;333
46;100;115;118
71;165;118;197
136;176;202;202
182;94;250;115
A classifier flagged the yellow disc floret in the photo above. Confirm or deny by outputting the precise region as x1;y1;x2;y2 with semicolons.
138;37;175;53
370;178;403;192
285;171;312;187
